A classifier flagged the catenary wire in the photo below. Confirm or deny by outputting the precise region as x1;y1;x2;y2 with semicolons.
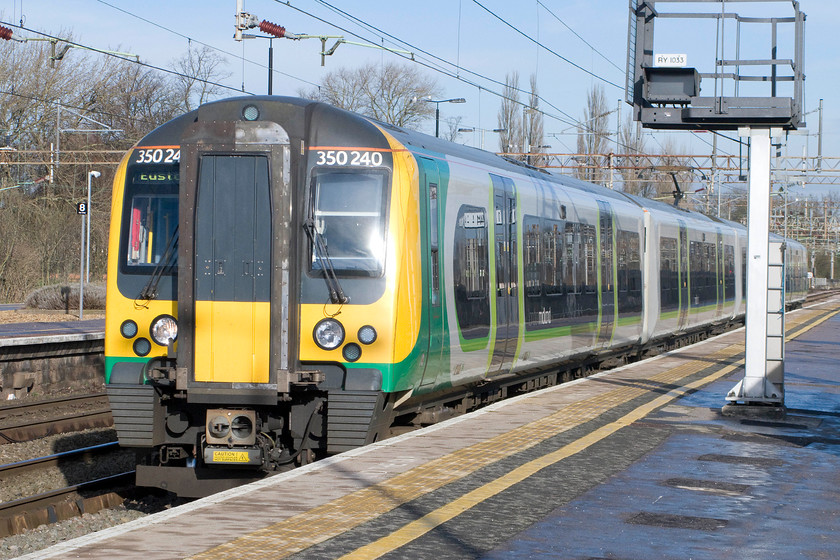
1;21;255;97
535;0;625;74
285;0;731;157
289;1;607;136
91;0;320;88
471;0;624;90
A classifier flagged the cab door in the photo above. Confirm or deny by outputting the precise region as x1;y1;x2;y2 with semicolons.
193;155;271;383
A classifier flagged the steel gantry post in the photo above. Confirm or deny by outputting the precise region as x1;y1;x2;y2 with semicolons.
726;127;786;411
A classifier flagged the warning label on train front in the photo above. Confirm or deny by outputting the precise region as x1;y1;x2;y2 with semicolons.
212;450;250;463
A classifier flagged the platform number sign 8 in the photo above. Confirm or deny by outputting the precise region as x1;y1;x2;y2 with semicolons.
76;202;88;215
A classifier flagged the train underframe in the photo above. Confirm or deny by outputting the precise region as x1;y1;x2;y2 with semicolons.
116;383;396;497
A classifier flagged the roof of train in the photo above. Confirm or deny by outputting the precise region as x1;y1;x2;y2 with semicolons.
134;96;757;237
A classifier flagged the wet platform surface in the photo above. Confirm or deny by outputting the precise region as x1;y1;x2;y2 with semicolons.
23;298;840;560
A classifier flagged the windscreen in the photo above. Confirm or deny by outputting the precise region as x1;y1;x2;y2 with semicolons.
122;165;178;271
310;169;389;277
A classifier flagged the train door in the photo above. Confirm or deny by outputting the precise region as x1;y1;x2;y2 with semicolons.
597;201;616;344
678;221;689;328
716;229;725;314
193;155;271;383
419;158;445;388
489;174;519;375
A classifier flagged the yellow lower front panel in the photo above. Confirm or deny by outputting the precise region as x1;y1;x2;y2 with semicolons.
194;300;270;383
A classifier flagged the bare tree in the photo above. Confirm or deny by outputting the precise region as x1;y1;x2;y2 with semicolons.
575;84;611;185
0;34;219;302
443;115;464;142
299;62;442;129
525;74;545;166
171;46;232;112
497;71;523;156
617;116;656;197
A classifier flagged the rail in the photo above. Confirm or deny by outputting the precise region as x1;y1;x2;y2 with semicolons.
0;393;112;443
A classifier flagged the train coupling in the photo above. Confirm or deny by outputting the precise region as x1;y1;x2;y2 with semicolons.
203;409;263;467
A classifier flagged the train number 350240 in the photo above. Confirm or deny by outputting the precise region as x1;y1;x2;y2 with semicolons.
135;148;181;164
315;150;383;167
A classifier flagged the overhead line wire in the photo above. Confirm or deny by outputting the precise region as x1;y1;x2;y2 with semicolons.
1;21;254;97
471;0;624;90
302;1;738;159
310;0;589;128
91;0;320;88
535;0;624;74
307;1;739;158
297;1;586;130
285;1;670;154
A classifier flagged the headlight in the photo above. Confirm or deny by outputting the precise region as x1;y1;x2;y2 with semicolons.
150;315;178;346
314;319;344;350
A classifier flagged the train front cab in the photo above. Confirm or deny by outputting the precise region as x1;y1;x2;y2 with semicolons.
106;99;434;497
105;103;304;496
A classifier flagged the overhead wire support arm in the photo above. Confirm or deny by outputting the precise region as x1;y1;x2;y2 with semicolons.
234;2;412;66
316;37;414;65
23;37;139;64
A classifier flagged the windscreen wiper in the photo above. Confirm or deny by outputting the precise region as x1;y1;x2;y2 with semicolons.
303;219;348;305
138;225;179;301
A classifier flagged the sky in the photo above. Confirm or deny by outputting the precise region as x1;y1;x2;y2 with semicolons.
2;0;839;197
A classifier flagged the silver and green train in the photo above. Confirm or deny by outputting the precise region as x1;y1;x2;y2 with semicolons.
104;96;809;496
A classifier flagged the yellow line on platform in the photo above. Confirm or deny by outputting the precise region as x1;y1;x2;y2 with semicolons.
786;307;840;342
337;360;743;560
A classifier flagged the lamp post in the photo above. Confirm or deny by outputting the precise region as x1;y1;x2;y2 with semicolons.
78;203;85;320
423;97;466;138
241;34;275;94
79;170;99;319
86;171;100;283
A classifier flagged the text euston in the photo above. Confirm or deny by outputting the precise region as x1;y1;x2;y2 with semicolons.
315;150;383;167
135;148;181;164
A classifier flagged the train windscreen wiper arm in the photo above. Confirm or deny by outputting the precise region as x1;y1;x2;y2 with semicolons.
138;226;179;301
303;219;348;305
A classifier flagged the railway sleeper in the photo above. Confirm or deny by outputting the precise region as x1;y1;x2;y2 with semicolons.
0;491;126;539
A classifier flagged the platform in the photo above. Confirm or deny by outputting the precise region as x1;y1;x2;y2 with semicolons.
0;318;104;341
23;298;840;560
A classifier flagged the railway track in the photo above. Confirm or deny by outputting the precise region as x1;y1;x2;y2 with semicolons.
0;442;134;538
805;287;840;304
0;393;112;444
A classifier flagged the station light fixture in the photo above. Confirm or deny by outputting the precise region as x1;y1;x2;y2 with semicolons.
422;97;467;138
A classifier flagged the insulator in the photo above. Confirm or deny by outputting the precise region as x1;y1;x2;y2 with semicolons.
0;26;13;41
259;20;286;39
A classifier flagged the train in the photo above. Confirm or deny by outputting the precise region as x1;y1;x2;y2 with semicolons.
104;96;809;497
